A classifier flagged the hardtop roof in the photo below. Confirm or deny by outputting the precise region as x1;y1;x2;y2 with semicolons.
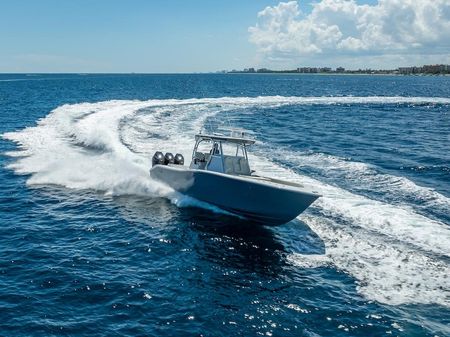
195;133;255;145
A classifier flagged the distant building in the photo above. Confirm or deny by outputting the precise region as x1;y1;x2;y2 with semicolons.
398;66;422;75
422;64;448;74
336;67;345;73
297;67;318;73
398;67;412;75
319;67;332;73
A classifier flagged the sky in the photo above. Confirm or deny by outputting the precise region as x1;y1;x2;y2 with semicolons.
0;0;449;72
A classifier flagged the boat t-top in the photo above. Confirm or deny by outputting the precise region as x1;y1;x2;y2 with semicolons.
150;129;320;225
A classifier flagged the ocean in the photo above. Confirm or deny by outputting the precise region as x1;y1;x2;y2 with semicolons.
0;73;449;336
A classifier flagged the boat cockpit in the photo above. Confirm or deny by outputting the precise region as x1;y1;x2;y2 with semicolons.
189;133;255;176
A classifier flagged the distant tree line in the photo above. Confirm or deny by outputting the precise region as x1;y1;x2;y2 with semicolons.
223;64;450;75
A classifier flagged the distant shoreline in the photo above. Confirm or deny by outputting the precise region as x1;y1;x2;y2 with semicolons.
224;64;450;76
0;72;449;77
224;72;450;76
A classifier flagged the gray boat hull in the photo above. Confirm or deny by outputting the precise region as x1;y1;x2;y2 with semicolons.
150;165;319;225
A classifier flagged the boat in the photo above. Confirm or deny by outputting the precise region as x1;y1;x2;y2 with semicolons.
149;130;321;225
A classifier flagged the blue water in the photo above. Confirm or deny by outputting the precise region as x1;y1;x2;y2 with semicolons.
1;73;449;336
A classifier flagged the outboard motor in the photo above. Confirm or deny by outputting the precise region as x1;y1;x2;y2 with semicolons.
164;152;174;165
152;151;165;167
174;153;184;165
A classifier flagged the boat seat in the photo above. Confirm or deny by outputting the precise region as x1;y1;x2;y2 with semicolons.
238;158;250;175
223;156;251;175
233;157;250;175
224;156;234;174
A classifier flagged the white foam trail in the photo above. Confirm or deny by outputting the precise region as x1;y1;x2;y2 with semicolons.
250;155;450;306
272;149;450;215
3;96;450;307
0;79;31;82
288;216;450;307
3;101;165;196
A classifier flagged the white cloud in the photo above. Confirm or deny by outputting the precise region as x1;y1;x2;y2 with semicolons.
248;0;450;67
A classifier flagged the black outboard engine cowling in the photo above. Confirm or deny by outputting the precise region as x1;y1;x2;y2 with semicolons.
174;153;184;165
152;151;165;167
164;152;175;165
